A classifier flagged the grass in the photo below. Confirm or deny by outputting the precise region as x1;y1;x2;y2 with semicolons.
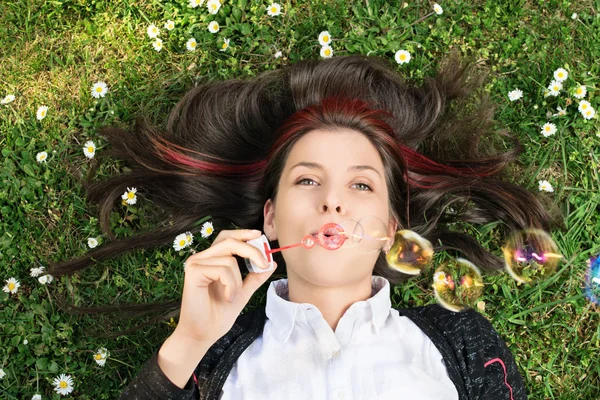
1;0;600;398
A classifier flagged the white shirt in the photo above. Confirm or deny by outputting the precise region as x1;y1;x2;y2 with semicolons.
220;275;459;400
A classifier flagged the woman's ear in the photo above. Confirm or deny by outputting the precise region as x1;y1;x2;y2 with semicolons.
385;218;398;252
263;199;277;240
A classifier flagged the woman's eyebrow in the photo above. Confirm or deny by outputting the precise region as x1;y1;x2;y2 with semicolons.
290;161;382;178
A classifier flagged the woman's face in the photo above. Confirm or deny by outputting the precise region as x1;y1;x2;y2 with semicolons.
263;128;397;286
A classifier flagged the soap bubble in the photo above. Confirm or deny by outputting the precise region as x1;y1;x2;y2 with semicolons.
347;215;390;254
385;230;434;275
501;229;563;284
432;258;484;312
584;255;600;305
312;216;389;253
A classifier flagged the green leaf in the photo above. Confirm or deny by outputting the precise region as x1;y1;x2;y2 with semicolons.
22;163;36;177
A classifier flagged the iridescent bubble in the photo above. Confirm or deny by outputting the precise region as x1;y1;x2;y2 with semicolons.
501;229;563;284
584;255;600;305
346;215;390;254
385;230;434;275
432;258;484;312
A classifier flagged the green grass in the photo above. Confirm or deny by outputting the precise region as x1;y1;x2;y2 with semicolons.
1;0;600;398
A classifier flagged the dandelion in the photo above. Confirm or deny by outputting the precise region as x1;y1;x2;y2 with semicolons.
30;266;45;277
573;85;587;99
208;21;219;33
582;107;596;120
0;368;5;379
90;81;108;98
274;50;282;58
147;24;160;39
318;31;332;46
1;94;15;104
173;233;191;251
36;151;49;163
201;221;214;238
153;38;163;52
3;278;20;294
52;374;74;396
541;122;557;137
88;237;99;248
538;180;554;192
571;12;578;19
38;274;54;284
32;395;42;400
121;187;138;205
578;100;591;113
553;68;568;82
320;45;333;58
267;3;281;16
207;0;221;14
433;3;443;15
189;0;204;7
395;50;411;65
83;140;96;159
552;106;567;117
37;105;48;120
547;80;562;96
220;38;230;52
508;89;523;101
164;20;175;30
186;38;197;51
93;348;110;367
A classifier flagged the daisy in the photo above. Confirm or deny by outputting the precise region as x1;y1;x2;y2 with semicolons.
571;13;578;19
200;221;214;238
30;266;45;277
220;38;230;52
508;89;523;101
3;277;20;294
173;233;191;250
0;368;5;379
186;38;197;51
267;3;281;16
38;274;54;284
152;38;163;52
541;122;557;137
578;100;591;113
395;50;411;65
207;0;221;14
318;31;332;46
52;374;74;396
37;105;48;120
90;81;108;98
573;85;587;99
184;231;194;246
121;187;138;205
23;339;28;345
547;80;562;96
83;140;96;159
274;50;282;58
208;21;219;33
36;151;49;163
189;0;204;7
433;3;443;15
320;45;333;58
88;237;99;248
538;180;554;192
1;94;15;104
32;395;42;400
93;347;110;367
433;271;447;287
164;20;175;30
147;24;160;39
552;106;567;117
553;68;568;82
582;107;596;120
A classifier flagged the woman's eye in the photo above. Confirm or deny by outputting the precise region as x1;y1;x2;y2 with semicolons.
296;179;371;191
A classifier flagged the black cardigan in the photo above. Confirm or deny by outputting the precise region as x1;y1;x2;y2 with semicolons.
119;304;528;399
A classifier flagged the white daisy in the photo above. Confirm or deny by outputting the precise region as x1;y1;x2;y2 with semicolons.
200;221;214;238
274;50;282;58
38;274;54;284
164;20;175;30
582;107;596;120
88;237;99;248
320;45;333;58
30;266;45;277
267;3;281;16
37;105;48;120
208;21;219;33
395;50;411;64
0;368;5;379
553;68;568;82
508;89;523;101
207;0;221;14
433;271;447;286
152;38;163;52
541;122;557;137
184;232;194;246
547;80;562;96
552;106;567;117
32;395;42;400
578;100;591;113
3;277;20;294
121;187;138;205
93;347;110;367
571;12;578;19
1;94;16;104
91;81;108;98
36;151;49;163
220;38;230;52
318;31;332;46
173;233;190;250
23;339;28;345
186;38;197;51
189;0;204;7
573;85;587;99
538;180;554;192
433;3;443;15
83;140;96;159
147;24;160;39
52;374;74;396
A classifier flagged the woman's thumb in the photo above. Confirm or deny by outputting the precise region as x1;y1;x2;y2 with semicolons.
239;262;277;301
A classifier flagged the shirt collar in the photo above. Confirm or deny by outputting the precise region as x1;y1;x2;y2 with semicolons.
265;275;392;343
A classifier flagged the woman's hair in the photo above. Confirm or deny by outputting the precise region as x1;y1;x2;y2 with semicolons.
49;50;565;336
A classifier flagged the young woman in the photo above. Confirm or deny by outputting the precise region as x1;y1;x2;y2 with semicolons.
50;52;563;399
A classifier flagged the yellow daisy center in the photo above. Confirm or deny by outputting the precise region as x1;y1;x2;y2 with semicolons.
60;381;68;388
8;283;15;291
576;88;582;94
179;239;186;246
582;103;588;110
400;54;406;60
545;126;551;131
96;87;103;92
41;110;46;116
271;6;277;12
212;4;216;9
323;35;329;42
40;154;46;160
95;354;103;360
127;192;135;199
152;28;157;34
207;227;213;234
325;49;331;56
191;42;196;48
558;72;564;78
87;146;94;152
222;43;227;49
552;85;559;91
